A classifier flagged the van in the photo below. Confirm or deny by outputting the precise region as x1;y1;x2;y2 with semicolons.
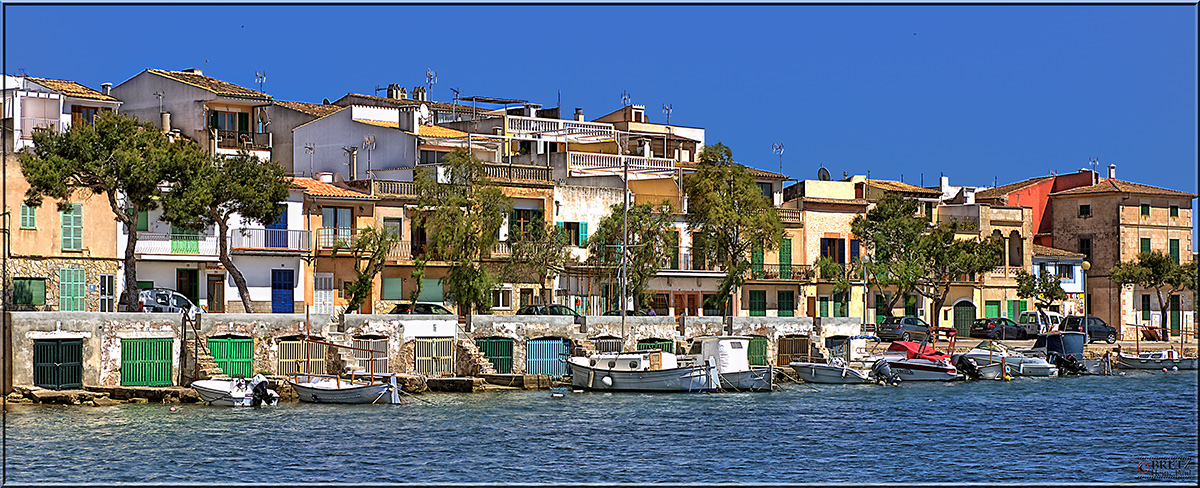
1017;310;1062;335
138;288;204;317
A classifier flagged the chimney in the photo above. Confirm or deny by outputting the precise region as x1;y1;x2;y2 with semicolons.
101;83;112;96
940;175;950;193
574;108;584;121
412;86;426;101
183;68;202;75
160;112;171;134
1107;163;1116;180
345;147;358;181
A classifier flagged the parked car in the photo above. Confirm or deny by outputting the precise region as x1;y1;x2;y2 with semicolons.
388;302;454;315
969;317;1027;340
875;316;930;342
516;304;585;325
1017;310;1063;335
1063;315;1117;344
138;289;203;317
601;309;654;316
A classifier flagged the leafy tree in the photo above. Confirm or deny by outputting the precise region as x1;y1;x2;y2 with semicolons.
414;147;511;315
683;143;783;314
159;151;289;313
913;221;1003;329
408;256;427;305
1016;269;1068;331
332;226;401;316
1111;251;1195;340
850;194;928;317
504;216;572;306
586;200;676;310
18;112;175;311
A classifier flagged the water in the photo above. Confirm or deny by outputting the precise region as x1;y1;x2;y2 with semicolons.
5;371;1197;483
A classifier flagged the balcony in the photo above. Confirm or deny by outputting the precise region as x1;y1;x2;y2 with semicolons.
230;228;310;253
484;163;552;183
215;130;270;150
746;263;816;282
135;232;219;256
568;152;675;176
371;180;418;197
316;228;364;249
778;209;802;224
506;116;614;142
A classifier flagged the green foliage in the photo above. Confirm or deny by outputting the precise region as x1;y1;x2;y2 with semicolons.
1112;251;1194;332
849;194;929;316
18;112;176;311
414;147;512;314
1015;269;1068;311
683;142;784;313
504;216;572;305
913;221;1003;328
587;200;676;310
408;256;427;305
332;226;402;316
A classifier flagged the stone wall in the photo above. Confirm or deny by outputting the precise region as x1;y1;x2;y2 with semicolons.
10;311;181;387
6;257;122;312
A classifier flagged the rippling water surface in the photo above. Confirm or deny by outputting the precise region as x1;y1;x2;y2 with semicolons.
6;371;1197;483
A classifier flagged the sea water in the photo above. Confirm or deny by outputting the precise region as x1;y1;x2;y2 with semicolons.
5;371;1197;483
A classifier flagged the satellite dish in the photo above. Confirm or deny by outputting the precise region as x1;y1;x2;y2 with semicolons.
817;167;831;181
418;104;431;125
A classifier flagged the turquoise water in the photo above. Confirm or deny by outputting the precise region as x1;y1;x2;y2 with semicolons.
5;371;1197;483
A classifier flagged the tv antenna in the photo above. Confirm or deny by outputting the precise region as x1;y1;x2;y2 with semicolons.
304;143;315;177
772;142;785;175
426;68;437;100
620;90;631;106
450;87;461;121
662;103;672;125
254;70;266;93
374;85;386;95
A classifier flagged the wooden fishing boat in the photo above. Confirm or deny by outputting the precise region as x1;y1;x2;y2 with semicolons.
288;373;404;404
1117;349;1197;370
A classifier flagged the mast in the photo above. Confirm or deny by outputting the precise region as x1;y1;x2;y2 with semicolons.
621;131;628;349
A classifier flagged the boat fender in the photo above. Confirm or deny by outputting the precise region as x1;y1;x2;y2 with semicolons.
601;376;613;388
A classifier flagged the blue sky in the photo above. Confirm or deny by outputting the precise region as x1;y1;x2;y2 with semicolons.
4;5;1196;197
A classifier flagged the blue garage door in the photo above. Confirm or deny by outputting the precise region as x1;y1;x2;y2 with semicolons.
526;337;569;376
272;269;294;313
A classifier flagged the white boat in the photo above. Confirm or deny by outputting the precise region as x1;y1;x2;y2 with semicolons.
790;357;874;384
679;336;774;392
191;374;280;407
957;341;1058;377
288;373;404;404
566;350;719;392
882;338;959;381
1117;349;1198;370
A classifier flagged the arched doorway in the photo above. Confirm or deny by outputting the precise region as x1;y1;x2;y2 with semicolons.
952;300;977;336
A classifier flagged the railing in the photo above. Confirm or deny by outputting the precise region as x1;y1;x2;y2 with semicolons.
215;130;270;150
483;163;552;182
135;232;219;256
316;228;364;249
506;116;614;139
19;117;59;139
568;152;676;173
231;228;310;252
989;266;1024;278
746;263;815;281
778;209;802;223
373;180;418;197
387;241;418;261
491;241;511;258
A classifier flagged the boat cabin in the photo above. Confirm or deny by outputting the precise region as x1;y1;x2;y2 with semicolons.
681;336;751;374
584;350;678;371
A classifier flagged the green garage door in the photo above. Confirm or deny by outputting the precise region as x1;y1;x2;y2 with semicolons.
748;336;769;366
207;336;253;378
475;337;514;374
34;339;83;390
121;338;174;386
953;302;976;336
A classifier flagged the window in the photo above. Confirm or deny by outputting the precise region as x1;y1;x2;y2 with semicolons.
1140;238;1151;255
1140;204;1150;216
820;238;845;264
14;278;46;306
850;239;860;263
136;210;149;232
1170;206;1179;218
20;204;36;229
491;288;511;310
209;110;248;133
509;209;543;238
383;217;402;236
751;243;764;277
702;293;722;316
1078;204;1091;217
382;278;404;300
99;274;115;312
61;204;82;251
1170;239;1180;264
757;182;773;201
749;290;766;317
833;292;849;317
1055;264;1074;280
71;105;100;126
777;290;795;317
1079;238;1092;261
924;201;934;217
59;268;85;311
1142;294;1151;321
1037;263;1050;276
420;150;448;165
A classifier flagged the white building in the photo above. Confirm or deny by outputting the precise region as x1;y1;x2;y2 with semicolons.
1030;244;1087;316
3;75;122;151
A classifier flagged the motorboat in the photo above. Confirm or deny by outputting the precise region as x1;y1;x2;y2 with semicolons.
191;374;280;407
954;341;1058;377
881;327;959;381
566;349;719;392
1117;349;1197;371
1015;332;1108;375
288;372;405;404
790;335;888;384
679;336;774;391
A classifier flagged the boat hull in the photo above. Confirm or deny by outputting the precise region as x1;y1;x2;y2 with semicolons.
718;366;775;391
191;379;280;407
1117;355;1198;370
790;362;873;384
289;378;401;404
886;359;958;381
567;360;718;392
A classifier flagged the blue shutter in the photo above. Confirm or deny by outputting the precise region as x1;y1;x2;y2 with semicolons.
579;222;588;247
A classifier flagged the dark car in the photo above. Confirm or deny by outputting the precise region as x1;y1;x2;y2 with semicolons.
388;302;454;315
876;316;930;342
969;317;1027;340
601;309;654;316
1063;316;1117;344
516;304;586;325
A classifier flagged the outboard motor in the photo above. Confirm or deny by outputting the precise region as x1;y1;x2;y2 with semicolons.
871;358;900;385
249;374;271;407
955;355;981;380
1053;354;1087;376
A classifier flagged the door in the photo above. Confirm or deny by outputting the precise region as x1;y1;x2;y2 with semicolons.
314;273;335;315
207;274;224;313
120;338;173;386
776;336;811;365
266;209;288;249
414;338;454;375
99;274;115;313
953;302;976;336
985;300;1001;319
475;338;513;371
352;337;389;375
271;269;295;314
176;269;199;305
33;339;83;390
277;339;326;375
206;336;253;378
1170;295;1181;336
748;336;769;366
525;337;568;376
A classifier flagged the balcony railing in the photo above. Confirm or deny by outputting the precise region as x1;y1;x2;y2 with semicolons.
19;117;59;139
989;266;1024;279
317;228;364;249
568;152;675;175
483;163;552;183
231;228;310;252
215;130;270;150
135;232;219;256
506;116;614;140
371;180;418;197
747;263;816;281
778;209;802;223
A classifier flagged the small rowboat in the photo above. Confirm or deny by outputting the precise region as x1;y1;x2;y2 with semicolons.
191;374;280;407
288;373;404;404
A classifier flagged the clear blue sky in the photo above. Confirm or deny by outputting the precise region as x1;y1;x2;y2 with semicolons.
4;4;1196;197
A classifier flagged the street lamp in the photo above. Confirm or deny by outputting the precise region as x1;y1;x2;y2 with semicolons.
1081;260;1090;317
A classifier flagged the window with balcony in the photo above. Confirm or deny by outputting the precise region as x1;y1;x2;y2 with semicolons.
321;207;353;247
509;209;543;239
1056;264;1074;280
820;238;845;265
70;105;108;126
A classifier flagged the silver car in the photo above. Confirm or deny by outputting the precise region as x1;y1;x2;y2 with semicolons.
139;288;204;317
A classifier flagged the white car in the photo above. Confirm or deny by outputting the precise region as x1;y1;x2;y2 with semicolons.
1017;310;1062;336
139;288;204;317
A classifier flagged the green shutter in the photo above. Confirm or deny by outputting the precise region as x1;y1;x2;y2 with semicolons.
1170;206;1179;218
382;278;404;300
779;238;792;279
578;222;588;247
819;296;830;317
59;268;85;311
751;244;764;278
1170;295;1181;335
14;278;47;306
668;231;679;270
121;338;173;386
1142;295;1151;321
777;290;794;317
1169;239;1180;264
748;336;769;366
532;209;544;226
137;280;154;290
137;210;149;232
1140;238;1151;254
749;290;766;316
171;226;200;254
875;294;888;324
209;110;219;129
61;204;82;251
985;300;1001;319
237;112;250;132
20;204;36;229
1141;204;1150;216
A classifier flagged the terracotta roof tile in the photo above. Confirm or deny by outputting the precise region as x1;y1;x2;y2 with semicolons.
288;177;377;200
148;69;269;100
274;100;344;118
353;118;468;139
800;196;870;206
975;175;1054;200
1032;244;1086;258
865;179;943;196
26;77;120;102
1049;179;1196;198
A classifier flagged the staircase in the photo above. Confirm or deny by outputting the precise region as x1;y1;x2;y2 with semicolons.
326;332;365;376
180;314;225;385
457;338;496;376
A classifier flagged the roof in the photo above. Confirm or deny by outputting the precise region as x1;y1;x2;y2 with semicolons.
1032;244;1086;258
25;77;120;102
1049;179;1196;198
147;69;269;100
457;96;528;105
799;196;870;206
975;175;1055;200
676;162;786;180
351;119;468;139
273;100;344;118
336;93;480;113
287;177;377;200
865;179;943;197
